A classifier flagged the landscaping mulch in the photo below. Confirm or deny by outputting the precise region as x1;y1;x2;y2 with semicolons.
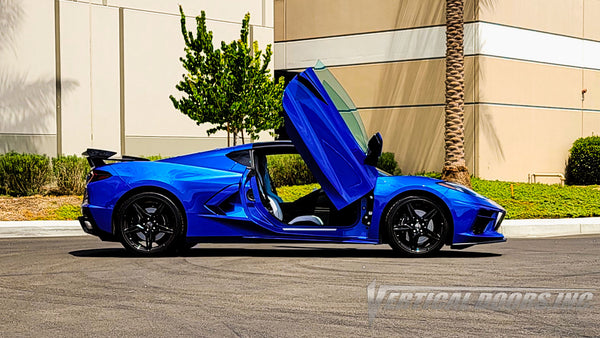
0;195;81;221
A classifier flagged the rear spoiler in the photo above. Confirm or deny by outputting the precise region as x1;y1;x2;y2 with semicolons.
82;148;149;168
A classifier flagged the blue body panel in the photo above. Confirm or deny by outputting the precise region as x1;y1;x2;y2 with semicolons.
369;175;505;244
83;159;504;246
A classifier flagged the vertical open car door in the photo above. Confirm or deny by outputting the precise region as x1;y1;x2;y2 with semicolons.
282;64;379;210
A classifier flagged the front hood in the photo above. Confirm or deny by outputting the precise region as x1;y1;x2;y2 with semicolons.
376;175;504;210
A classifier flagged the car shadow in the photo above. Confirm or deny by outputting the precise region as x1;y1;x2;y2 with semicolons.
69;245;502;259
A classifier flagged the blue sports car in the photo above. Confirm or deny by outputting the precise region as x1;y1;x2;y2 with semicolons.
79;64;505;256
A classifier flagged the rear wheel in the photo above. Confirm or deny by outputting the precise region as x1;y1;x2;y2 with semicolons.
116;192;184;256
385;196;448;257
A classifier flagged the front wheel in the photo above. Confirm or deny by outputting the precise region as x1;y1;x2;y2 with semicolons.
116;192;185;256
385;196;449;257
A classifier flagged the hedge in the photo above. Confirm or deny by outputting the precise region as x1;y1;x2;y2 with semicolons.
0;150;403;196
267;152;402;187
0;152;52;196
268;154;316;187
377;152;402;175
52;156;89;195
565;136;600;185
0;153;91;196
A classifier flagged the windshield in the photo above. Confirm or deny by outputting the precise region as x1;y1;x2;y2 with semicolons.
313;61;369;153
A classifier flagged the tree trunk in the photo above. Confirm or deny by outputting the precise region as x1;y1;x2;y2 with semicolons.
227;122;230;147
442;0;471;187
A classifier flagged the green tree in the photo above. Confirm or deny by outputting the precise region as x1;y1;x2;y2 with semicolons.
170;7;284;146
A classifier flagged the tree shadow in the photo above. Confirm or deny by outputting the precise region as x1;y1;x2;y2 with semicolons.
472;0;505;164
0;0;79;155
362;1;446;174
359;0;503;174
0;75;78;130
0;0;24;56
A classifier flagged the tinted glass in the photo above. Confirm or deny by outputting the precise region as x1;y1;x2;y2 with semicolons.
313;61;369;153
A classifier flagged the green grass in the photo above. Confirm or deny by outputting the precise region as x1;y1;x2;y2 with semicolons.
471;178;600;219
144;155;165;161
277;183;320;202
277;179;600;219
11;177;598;221
32;204;83;221
29;203;82;221
52;204;82;220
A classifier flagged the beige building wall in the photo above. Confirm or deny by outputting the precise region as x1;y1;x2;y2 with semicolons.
1;0;275;157
477;0;584;39
275;0;478;41
59;2;121;156
275;0;600;182
0;0;58;155
474;56;600;181
473;1;600;181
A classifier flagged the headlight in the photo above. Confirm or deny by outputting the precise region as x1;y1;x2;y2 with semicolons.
436;181;484;198
437;181;504;208
437;181;469;193
494;210;506;230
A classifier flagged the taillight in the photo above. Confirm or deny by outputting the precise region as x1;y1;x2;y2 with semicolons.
86;170;112;184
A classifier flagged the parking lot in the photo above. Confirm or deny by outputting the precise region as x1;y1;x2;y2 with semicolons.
0;235;598;336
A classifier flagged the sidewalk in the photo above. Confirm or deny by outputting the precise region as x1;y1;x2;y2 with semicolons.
499;217;600;238
0;220;82;238
1;218;600;239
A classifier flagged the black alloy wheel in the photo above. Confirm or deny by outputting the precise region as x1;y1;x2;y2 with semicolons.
117;192;184;255
385;196;448;256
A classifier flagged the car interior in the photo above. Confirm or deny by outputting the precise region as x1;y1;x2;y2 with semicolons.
252;150;361;227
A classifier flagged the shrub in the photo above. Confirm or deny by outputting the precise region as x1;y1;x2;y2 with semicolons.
565;136;600;185
277;183;321;203
0;152;52;196
144;155;165;161
0;154;4;195
52;156;89;195
377;152;402;175
268;154;316;187
268;152;403;187
415;171;443;179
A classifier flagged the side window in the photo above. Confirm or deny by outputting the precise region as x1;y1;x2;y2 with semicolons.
266;154;320;203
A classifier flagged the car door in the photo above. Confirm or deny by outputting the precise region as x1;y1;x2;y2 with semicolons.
282;64;379;210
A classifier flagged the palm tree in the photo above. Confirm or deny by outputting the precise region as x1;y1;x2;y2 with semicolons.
441;0;471;187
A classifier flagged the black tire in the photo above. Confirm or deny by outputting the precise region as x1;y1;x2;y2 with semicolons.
385;196;448;257
116;191;185;256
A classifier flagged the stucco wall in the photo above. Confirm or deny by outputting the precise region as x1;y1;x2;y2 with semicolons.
275;0;600;182
0;0;275;157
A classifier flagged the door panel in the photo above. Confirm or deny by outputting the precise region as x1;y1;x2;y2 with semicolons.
282;66;378;209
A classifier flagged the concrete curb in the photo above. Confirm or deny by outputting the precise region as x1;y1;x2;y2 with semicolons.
0;220;83;238
499;217;600;238
0;218;599;239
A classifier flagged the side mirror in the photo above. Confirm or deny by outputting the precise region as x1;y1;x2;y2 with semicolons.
364;133;382;166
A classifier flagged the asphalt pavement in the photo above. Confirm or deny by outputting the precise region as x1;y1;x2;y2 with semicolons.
0;236;598;336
